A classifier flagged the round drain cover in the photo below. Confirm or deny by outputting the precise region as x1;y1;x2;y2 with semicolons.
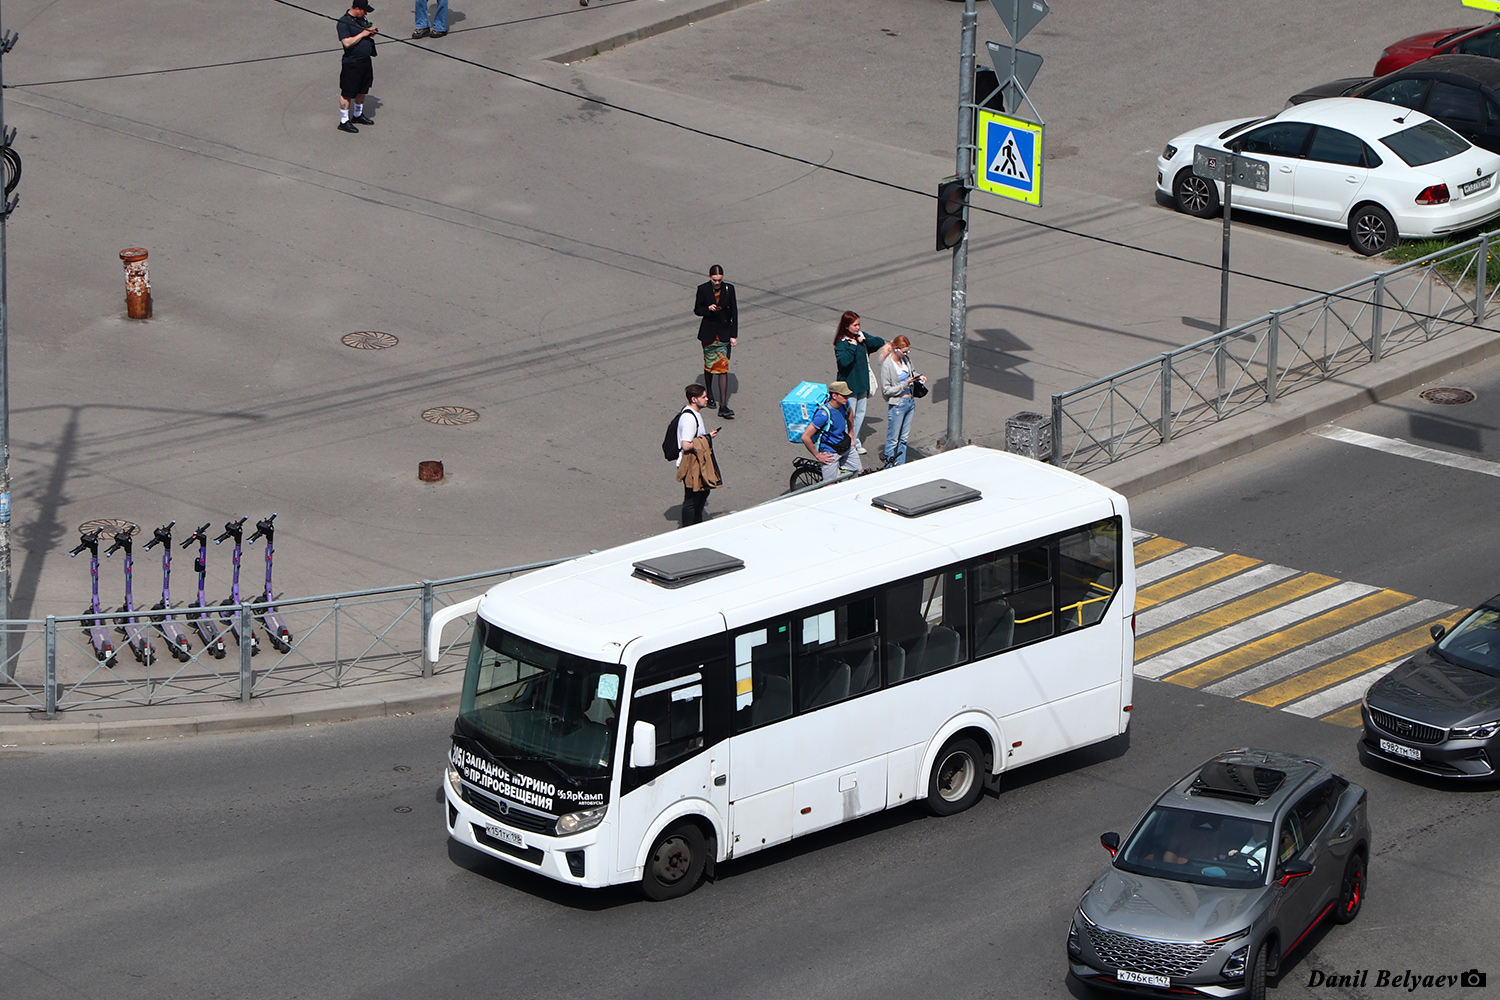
1419;386;1475;405
342;331;399;350
422;406;479;426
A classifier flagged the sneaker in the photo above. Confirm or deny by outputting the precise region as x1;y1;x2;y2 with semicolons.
337;121;359;133
430;30;447;37
856;444;867;455
350;114;374;125
412;27;430;38
718;407;735;419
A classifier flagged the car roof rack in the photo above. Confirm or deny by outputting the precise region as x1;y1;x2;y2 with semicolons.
1190;760;1287;802
632;547;744;589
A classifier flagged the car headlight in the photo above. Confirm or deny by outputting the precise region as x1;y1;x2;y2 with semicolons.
1450;719;1500;740
556;805;608;835
1067;920;1081;956
1221;943;1250;979
1162;144;1178;160
446;766;463;797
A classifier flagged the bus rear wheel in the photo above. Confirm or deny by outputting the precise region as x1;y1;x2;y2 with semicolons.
926;737;985;816
641;823;707;901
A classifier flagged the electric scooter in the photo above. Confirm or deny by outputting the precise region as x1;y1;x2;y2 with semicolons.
143;521;192;662
246;513;293;653
179;523;227;659
68;528;116;666
215;516;259;655
104;526;155;665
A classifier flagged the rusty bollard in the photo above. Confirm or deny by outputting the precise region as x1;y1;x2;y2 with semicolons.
119;248;152;319
418;460;444;483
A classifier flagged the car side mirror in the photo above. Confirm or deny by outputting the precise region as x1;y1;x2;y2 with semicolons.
629;721;657;769
1278;859;1314;886
1100;831;1120;857
1430;623;1447;642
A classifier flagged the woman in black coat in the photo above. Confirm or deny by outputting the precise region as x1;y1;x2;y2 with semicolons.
693;264;738;417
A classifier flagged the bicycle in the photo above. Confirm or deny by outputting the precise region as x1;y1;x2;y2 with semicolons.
788;452;893;493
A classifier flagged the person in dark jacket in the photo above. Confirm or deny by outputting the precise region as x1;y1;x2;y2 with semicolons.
693;264;738;418
833;310;889;454
336;2;379;133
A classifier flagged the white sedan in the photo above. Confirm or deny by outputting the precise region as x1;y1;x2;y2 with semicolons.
1155;97;1500;255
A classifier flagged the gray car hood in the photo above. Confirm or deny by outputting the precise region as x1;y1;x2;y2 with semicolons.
1368;649;1500;726
1081;866;1264;941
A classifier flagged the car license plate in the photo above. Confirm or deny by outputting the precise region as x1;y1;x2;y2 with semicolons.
1379;738;1421;761
1118;970;1170;988
1462;174;1493;196
485;824;524;848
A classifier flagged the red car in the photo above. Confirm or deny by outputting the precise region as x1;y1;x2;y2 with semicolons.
1376;21;1500;75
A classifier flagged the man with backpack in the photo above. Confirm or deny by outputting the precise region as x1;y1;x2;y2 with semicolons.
800;381;861;482
667;384;721;528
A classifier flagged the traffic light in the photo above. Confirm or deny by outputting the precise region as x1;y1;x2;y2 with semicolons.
936;176;968;251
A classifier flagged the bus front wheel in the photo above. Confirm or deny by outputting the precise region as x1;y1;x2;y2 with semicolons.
641;823;707;901
926;737;985;816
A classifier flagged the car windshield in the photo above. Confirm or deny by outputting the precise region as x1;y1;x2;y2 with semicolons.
1380;119;1471;165
458;619;621;774
1115;806;1271;889
1435;607;1500;677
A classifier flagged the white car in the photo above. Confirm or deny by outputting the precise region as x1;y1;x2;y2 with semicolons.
1155;97;1500;255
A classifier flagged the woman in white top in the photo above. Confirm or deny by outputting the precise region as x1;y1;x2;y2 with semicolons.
879;336;925;466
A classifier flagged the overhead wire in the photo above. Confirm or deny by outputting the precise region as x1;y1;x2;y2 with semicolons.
1;0;1439;307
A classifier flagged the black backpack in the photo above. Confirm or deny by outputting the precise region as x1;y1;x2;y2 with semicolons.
662;406;693;461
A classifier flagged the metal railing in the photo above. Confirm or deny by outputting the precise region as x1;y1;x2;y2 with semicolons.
0;558;571;717
1051;231;1500;473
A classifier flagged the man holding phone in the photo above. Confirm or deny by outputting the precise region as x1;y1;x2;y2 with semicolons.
337;2;379;133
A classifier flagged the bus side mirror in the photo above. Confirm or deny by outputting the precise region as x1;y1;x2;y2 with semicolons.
630;721;657;769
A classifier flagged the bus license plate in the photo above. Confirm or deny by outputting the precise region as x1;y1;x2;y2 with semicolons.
1379;739;1420;761
486;824;524;848
1117;970;1170;988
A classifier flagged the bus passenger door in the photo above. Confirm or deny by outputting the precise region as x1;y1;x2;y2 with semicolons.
615;637;732;875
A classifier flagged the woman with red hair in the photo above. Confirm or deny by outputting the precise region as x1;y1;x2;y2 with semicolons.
833;311;889;454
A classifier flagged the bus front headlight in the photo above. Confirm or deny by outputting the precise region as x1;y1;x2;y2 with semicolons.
556;805;608;835
446;767;463;798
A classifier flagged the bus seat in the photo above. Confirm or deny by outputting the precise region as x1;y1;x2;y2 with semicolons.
974;603;1015;656
901;633;928;675
816;662;851;707
923;626;961;673
753;674;791;726
803;659;850;710
883;642;905;684
849;648;878;695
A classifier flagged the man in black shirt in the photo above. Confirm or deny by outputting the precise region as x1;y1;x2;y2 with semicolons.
336;2;378;134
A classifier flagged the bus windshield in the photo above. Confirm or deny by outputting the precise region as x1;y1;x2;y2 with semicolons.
459;619;622;775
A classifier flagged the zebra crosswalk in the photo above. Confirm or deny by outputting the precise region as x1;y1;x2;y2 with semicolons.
1132;533;1464;727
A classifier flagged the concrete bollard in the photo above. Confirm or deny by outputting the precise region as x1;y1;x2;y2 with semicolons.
119;248;152;319
418;460;444;483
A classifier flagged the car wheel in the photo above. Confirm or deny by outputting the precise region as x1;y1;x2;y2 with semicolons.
1334;851;1366;924
925;737;985;816
1348;204;1395;255
640;823;707;901
1247;942;1270;1000
1173;168;1220;218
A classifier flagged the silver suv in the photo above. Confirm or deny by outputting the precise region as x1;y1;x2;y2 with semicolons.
1067;748;1370;999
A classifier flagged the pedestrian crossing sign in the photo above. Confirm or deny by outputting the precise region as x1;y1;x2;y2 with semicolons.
975;109;1043;206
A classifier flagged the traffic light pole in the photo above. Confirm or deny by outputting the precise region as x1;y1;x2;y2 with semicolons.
943;0;977;451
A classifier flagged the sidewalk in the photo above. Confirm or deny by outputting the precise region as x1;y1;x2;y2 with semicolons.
0;0;1481;745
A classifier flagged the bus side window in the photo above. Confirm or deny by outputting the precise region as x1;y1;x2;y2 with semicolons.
796;596;879;710
885;572;967;680
735;624;793;731
1057;518;1119;632
972;545;1053;655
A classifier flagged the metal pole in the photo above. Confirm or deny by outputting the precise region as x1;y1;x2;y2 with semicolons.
944;0;977;450
1476;232;1489;324
238;606;253;703
1265;311;1281;401
420;580;434;679
44;614;56;717
1371;273;1386;362
1219;171;1234;332
0;19;15;678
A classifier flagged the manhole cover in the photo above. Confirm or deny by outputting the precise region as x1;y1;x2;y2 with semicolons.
77;518;137;537
1419;386;1475;405
422;406;479;426
342;331;399;350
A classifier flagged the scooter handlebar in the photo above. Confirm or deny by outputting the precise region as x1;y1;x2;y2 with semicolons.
214;516;248;545
145;520;177;551
249;512;278;544
70;528;102;558
180;523;211;550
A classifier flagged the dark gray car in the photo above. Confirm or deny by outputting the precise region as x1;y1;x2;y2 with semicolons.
1361;596;1500;779
1067;748;1370;999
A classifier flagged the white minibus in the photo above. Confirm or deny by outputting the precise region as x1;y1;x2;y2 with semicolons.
429;446;1134;898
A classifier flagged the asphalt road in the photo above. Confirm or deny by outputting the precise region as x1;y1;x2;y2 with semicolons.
1133;352;1500;608
2;677;1494;1000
